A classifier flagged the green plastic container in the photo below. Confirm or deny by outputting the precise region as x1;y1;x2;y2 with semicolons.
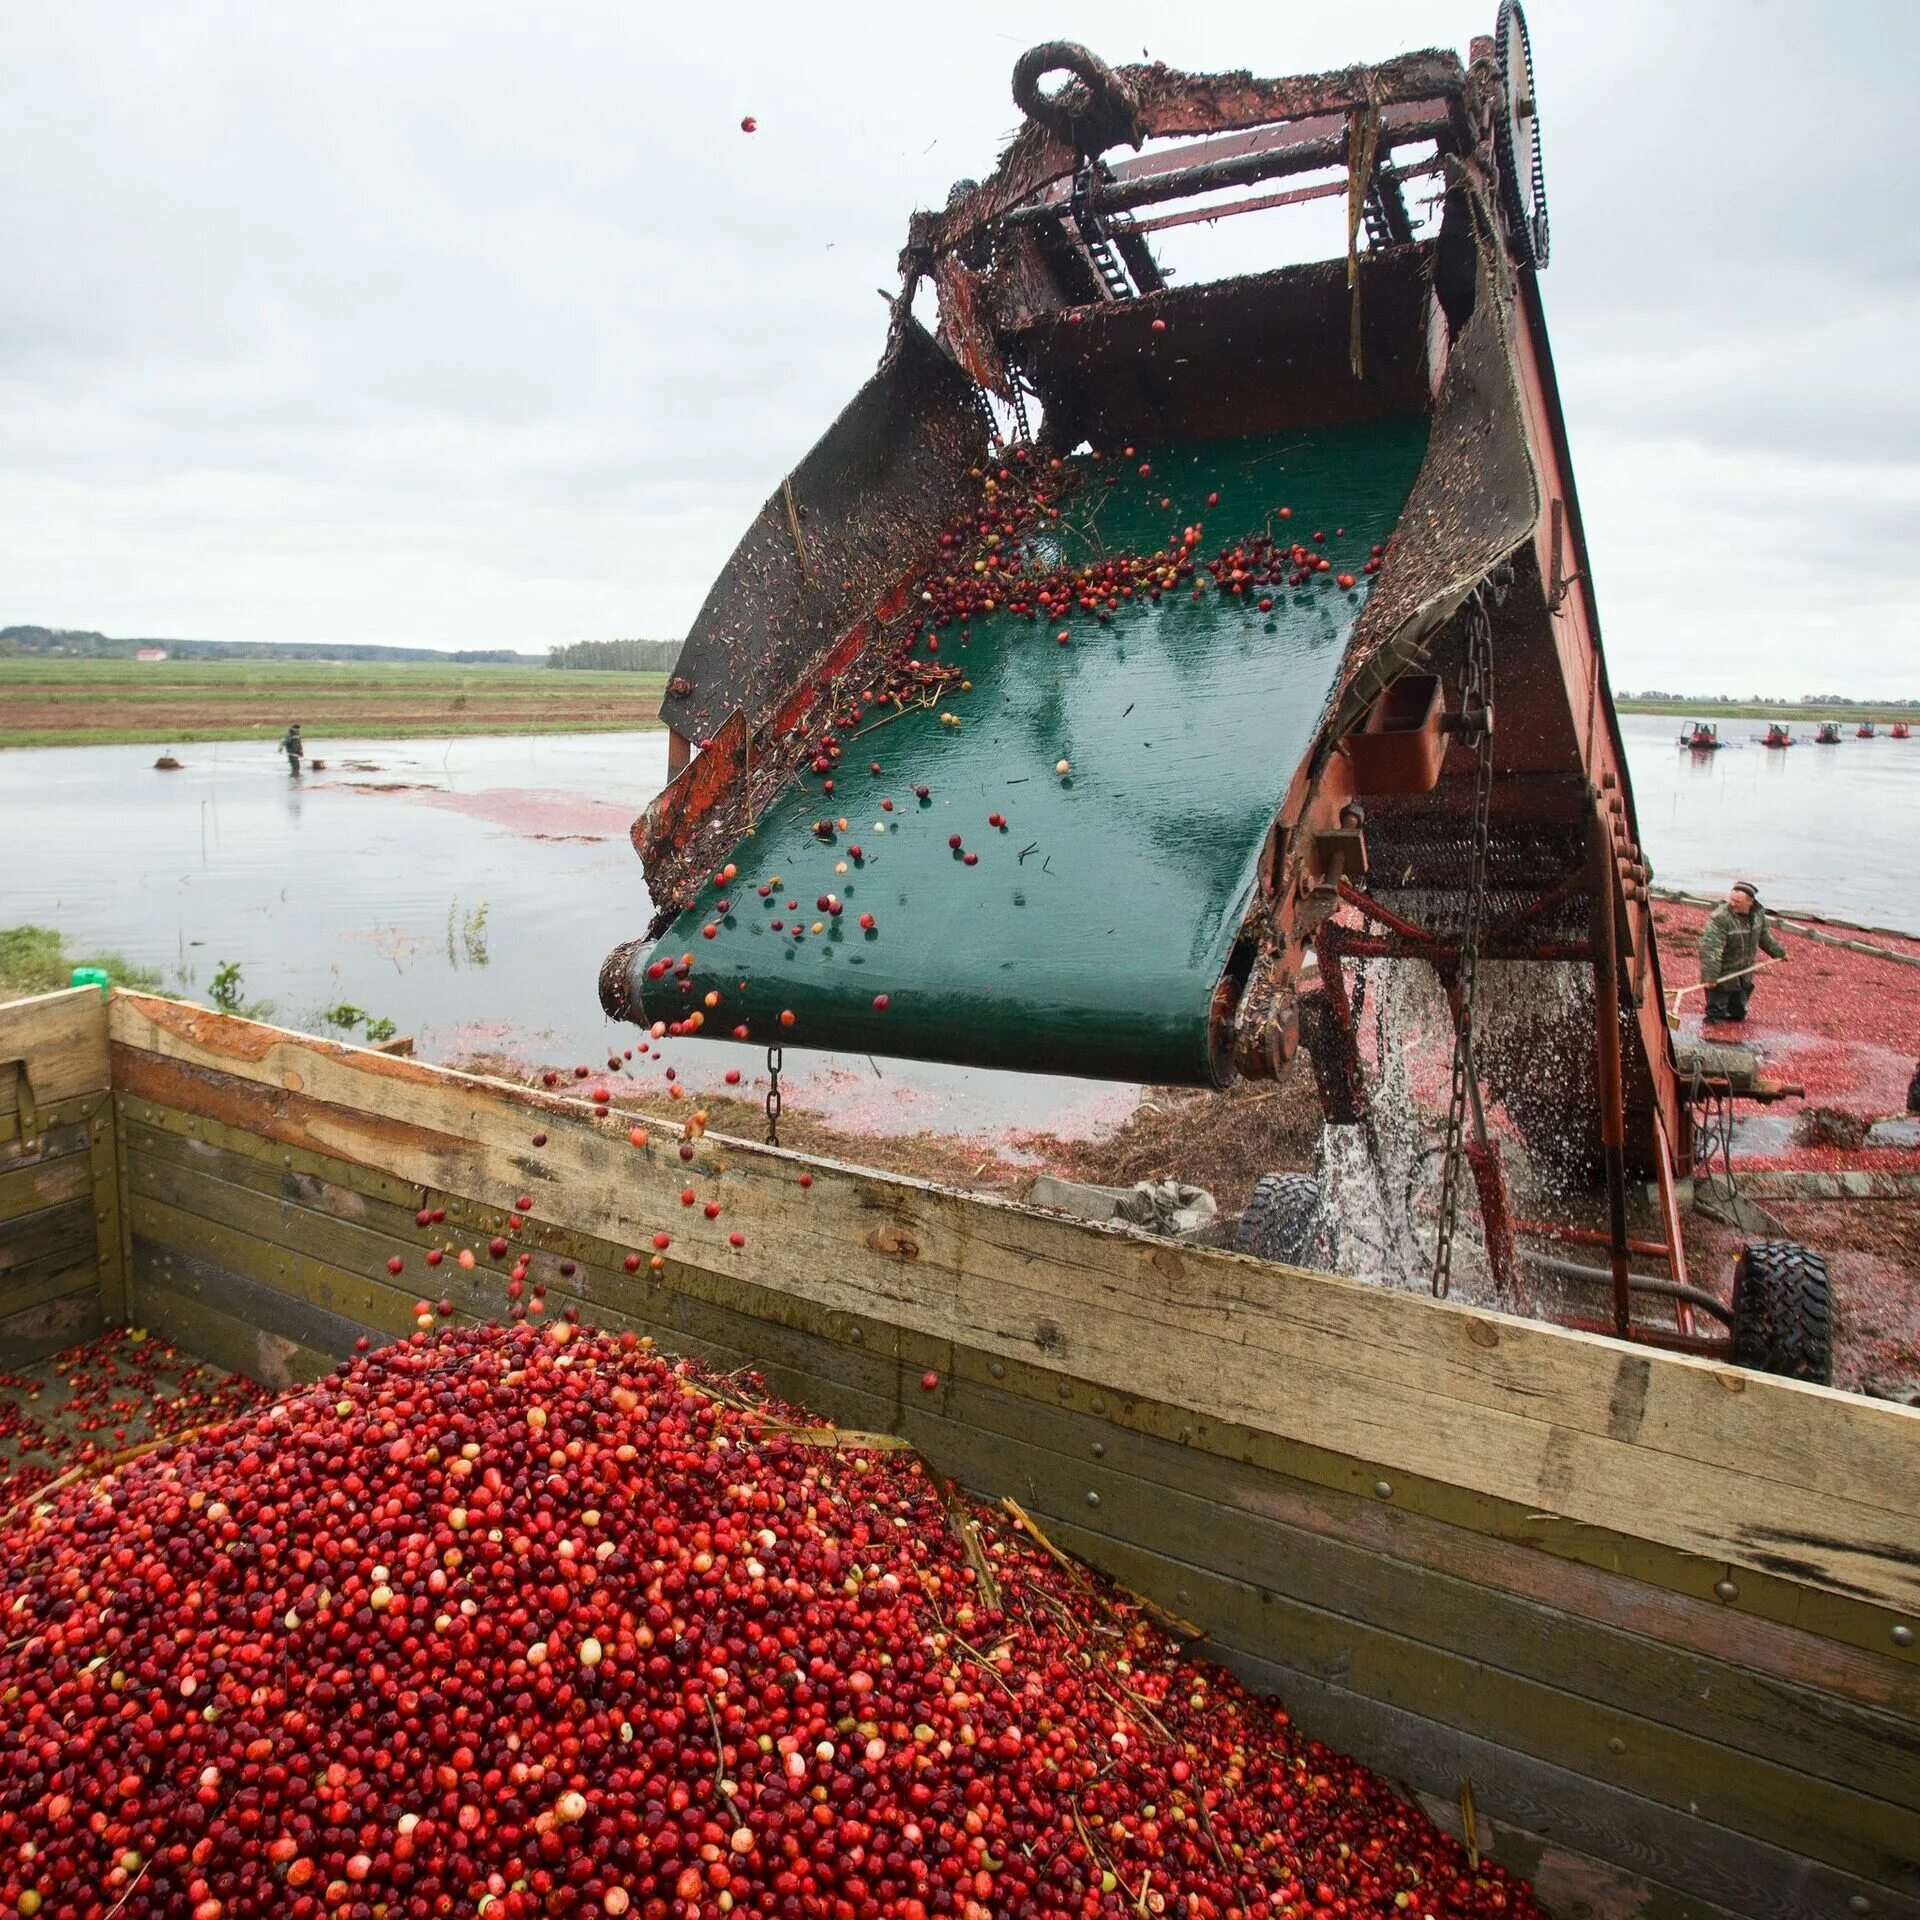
69;966;111;999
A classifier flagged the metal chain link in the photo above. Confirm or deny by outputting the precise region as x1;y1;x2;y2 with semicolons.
1007;376;1033;447
764;1045;783;1148
1431;589;1496;1298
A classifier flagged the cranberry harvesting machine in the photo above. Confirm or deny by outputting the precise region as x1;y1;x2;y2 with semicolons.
604;15;1827;1380
5;15;1911;1918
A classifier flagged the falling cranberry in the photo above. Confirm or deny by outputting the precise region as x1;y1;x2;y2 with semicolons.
920;1370;941;1391
740;114;757;132
386;1255;405;1276
872;993;891;1010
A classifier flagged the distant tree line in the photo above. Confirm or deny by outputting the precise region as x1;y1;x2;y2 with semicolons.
0;626;533;664
546;639;682;672
1618;686;1917;709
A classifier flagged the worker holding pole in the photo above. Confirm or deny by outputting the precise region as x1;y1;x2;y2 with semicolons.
1698;880;1786;1024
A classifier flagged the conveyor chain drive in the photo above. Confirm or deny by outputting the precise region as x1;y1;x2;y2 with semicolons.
1071;161;1136;301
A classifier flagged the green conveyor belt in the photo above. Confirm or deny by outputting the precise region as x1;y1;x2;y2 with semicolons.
644;416;1430;1082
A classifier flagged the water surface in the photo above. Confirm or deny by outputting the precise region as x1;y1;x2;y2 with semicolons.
1;715;1911;1139
0;732;1136;1137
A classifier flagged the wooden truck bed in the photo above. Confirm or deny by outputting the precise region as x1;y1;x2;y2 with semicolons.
3;984;1917;1919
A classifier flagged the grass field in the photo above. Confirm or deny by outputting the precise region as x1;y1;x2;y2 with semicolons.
0;659;666;747
1617;697;1917;725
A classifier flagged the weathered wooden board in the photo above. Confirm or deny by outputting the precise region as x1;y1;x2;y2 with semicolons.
0;1197;94;1281
991;1476;1917;1885
0;987;111;1114
1237;1646;1920;1920
110;994;1920;1621
0;1118;90;1178
110;997;1920;1916
122;1074;1920;1690
130;1248;337;1391
122;1104;1920;1738
0;1150;91;1219
0;1285;104;1368
0;996;117;1324
120;1103;1920;1850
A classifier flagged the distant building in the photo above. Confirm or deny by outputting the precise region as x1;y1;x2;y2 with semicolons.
135;647;168;662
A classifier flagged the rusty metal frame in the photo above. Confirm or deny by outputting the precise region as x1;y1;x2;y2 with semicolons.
622;27;1755;1364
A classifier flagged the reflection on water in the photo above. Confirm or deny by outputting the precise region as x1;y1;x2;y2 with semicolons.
0;733;1139;1138
1619;713;1918;928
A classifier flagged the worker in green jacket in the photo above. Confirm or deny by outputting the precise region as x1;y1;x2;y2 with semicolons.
279;722;304;777
1698;881;1786;1024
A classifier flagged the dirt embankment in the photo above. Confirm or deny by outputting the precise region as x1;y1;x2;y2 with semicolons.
0;664;665;745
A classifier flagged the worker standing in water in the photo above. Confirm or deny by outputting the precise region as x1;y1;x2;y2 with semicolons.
279;722;304;777
1698;880;1787;1024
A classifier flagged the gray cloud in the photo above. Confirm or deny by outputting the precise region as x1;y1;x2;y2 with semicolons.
2;0;1915;694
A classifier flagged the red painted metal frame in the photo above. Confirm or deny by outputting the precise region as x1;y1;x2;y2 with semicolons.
916;38;1727;1352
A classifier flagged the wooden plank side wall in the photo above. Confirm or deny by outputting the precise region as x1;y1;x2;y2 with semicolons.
107;994;1920;1920
0;988;118;1361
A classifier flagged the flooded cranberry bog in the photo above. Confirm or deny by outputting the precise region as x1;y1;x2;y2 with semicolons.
2;984;1918;1920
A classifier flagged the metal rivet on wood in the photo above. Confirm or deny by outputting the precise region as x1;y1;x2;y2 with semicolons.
1715;1579;1739;1602
1894;1625;1915;1649
1373;1480;1393;1499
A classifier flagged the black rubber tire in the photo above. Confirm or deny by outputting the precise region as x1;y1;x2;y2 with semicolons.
1236;1173;1327;1268
1730;1242;1833;1385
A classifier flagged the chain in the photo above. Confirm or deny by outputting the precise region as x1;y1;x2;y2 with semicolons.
764;1045;783;1148
1431;588;1496;1298
1007;376;1033;447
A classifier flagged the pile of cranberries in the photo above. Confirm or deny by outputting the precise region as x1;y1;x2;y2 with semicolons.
0;1329;268;1507
763;449;1385;818
1;1322;1536;1920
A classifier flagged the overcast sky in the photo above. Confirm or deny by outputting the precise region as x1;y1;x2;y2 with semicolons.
4;0;1915;695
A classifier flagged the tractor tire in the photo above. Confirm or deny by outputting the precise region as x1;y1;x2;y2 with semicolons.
1730;1242;1833;1385
1236;1173;1328;1269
